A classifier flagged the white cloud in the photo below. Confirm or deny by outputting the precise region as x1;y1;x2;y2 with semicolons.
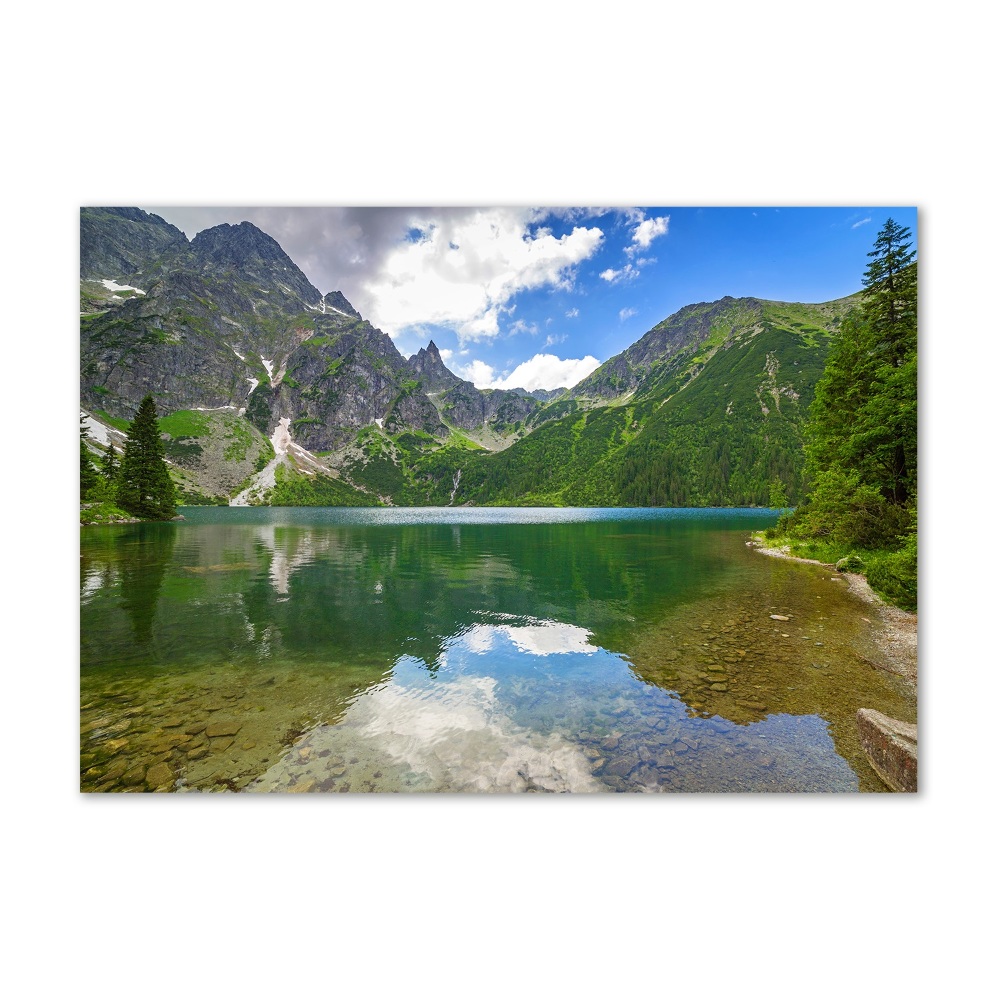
455;359;497;388
458;352;599;391
509;318;538;337
619;307;637;322
502;621;599;656
362;208;604;343
141;207;605;345
852;217;872;229
565;307;579;318
544;333;566;348
600;263;640;284
627;214;669;252
439;348;454;362
459;620;598;656
550;207;616;224
493;353;601;391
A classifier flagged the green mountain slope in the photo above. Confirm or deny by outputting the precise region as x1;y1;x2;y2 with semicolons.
391;295;859;507
79;208;863;508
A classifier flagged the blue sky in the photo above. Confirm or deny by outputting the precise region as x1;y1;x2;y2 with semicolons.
144;206;917;391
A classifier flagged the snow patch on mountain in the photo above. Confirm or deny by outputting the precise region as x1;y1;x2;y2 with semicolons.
81;410;111;445
101;279;146;295
230;418;292;506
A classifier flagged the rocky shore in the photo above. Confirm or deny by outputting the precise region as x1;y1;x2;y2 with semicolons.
748;536;917;791
80;503;185;526
746;537;916;688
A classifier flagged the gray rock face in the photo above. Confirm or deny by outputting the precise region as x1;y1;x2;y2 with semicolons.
856;708;917;792
80;210;556;473
510;387;567;402
191;222;320;303
324;290;361;318
436;383;539;434
251;313;447;451
404;341;545;435
407;341;464;393
81;218;324;421
80;207;188;281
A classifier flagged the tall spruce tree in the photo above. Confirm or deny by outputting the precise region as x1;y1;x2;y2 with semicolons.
789;217;917;546
855;218;917;504
116;395;176;519
861;217;917;369
80;413;98;499
102;442;118;482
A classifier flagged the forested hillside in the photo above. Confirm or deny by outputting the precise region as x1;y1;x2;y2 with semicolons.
360;295;856;507
764;219;918;609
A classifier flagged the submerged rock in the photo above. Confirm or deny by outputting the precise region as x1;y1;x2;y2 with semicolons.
856;708;917;792
205;720;242;738
145;761;175;790
602;753;640;778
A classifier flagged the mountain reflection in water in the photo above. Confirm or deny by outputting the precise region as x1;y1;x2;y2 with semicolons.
246;616;859;793
80;508;915;792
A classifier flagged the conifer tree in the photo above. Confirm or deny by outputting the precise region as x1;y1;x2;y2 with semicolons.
102;442;118;482
855;218;918;504
116;395;176;519
788;217;917;544
80;413;98;499
861;217;917;368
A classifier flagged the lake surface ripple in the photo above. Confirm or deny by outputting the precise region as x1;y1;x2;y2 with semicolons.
80;507;915;793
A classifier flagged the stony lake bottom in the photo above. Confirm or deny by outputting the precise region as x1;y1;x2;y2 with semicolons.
80;507;916;793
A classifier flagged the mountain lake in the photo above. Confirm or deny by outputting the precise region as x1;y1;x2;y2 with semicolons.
80;506;915;793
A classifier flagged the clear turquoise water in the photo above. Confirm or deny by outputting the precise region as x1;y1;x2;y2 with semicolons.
80;507;914;792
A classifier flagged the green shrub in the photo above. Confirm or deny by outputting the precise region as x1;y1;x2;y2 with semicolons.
786;468;908;549
866;535;917;612
835;553;865;573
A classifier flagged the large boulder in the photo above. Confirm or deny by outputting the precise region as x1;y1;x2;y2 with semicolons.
857;708;917;792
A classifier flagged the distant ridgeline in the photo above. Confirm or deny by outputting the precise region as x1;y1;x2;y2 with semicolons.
80;207;859;508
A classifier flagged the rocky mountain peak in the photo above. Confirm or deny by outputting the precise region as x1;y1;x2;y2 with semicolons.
323;290;361;318
192;221;288;266
80;207;188;281
103;207;171;226
572;296;765;401
190;221;319;302
407;341;463;393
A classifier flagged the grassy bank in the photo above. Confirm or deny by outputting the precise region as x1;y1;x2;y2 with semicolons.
751;528;916;613
80;500;141;525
